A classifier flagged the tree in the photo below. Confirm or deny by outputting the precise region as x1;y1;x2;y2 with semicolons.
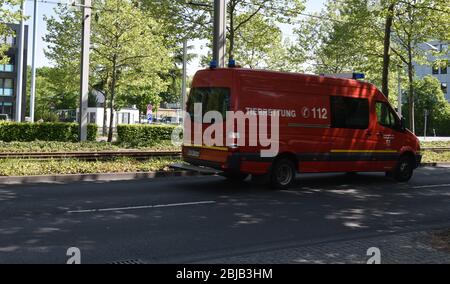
0;0;25;64
142;0;305;65
290;0;449;133
117;87;162;123
291;0;385;76
403;76;450;136
389;0;450;133
225;0;305;62
233;13;286;69
381;1;396;98
25;66;78;122
43;5;81;94
44;1;172;140
91;0;171;142
159;42;197;105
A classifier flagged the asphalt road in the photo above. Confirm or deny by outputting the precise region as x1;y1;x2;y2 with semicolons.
0;167;450;264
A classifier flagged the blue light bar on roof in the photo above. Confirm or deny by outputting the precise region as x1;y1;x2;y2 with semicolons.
353;73;365;80
209;60;217;69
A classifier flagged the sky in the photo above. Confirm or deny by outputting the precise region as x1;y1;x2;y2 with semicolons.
22;0;326;75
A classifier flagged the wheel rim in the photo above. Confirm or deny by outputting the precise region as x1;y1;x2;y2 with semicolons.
276;164;293;186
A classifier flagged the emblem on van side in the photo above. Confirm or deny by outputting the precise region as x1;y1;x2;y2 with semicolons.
302;107;310;119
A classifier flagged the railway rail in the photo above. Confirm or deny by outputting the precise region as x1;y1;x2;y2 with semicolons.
0;151;182;161
0;147;448;161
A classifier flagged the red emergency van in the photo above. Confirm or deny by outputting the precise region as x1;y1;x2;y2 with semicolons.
182;68;421;189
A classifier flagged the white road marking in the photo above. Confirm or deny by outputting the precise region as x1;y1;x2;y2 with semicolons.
413;184;450;189
67;201;217;214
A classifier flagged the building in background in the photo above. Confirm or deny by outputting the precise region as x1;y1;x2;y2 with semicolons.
0;24;28;121
414;41;449;102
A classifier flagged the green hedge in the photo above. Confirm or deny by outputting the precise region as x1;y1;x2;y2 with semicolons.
0;122;97;142
117;124;177;146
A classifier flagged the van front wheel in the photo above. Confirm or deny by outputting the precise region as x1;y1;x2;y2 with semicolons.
270;158;296;190
392;155;415;182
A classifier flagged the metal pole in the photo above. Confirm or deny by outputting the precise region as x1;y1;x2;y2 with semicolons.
213;0;226;68
181;39;188;114
30;0;38;122
424;109;428;140
79;0;91;141
15;1;25;122
397;67;402;118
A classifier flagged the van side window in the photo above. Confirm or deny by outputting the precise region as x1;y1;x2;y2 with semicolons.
330;96;369;129
187;88;230;121
376;101;400;129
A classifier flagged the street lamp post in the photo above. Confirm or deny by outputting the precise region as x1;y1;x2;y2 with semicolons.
30;0;39;122
79;0;91;141
181;39;188;114
213;0;226;68
15;1;25;122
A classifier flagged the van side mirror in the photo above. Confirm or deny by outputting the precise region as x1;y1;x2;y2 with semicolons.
400;117;406;132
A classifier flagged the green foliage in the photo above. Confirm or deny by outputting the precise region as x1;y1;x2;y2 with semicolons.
233;13;287;69
0;140;180;153
43;6;81;95
291;0;449;102
403;76;450;136
117;87;162;121
0;122;97;142
0;0;25;64
422;151;450;163
117;124;177;147
0;157;180;176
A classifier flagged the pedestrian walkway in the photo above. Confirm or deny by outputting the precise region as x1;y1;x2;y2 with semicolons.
200;230;450;264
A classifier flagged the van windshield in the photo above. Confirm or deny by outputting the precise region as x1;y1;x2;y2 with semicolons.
187;88;230;121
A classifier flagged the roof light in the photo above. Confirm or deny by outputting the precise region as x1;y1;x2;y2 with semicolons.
209;60;217;69
228;59;236;68
353;73;365;80
320;73;365;80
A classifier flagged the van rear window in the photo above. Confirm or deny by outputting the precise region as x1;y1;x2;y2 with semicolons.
330;96;369;129
187;88;230;120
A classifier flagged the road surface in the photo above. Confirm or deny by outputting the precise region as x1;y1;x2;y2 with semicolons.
0;167;450;264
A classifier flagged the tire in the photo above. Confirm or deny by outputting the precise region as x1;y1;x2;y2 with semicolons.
222;172;249;182
391;155;415;182
270;158;297;190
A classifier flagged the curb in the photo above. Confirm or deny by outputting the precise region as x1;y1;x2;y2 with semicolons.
0;170;213;185
420;163;450;168
1;163;449;185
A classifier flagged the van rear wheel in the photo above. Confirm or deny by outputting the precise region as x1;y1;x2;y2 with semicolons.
392;155;415;182
270;158;296;190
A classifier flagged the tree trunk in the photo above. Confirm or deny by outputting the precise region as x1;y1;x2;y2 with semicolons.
229;6;235;62
381;3;395;98
102;93;108;137
407;41;415;134
138;110;142;124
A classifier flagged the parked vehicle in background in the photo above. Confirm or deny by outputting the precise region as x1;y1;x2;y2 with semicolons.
0;114;10;121
182;68;422;189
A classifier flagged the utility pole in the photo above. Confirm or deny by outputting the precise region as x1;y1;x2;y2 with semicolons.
79;0;91;141
15;1;25;122
397;67;402;118
181;39;188;114
30;0;38;122
213;0;226;68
